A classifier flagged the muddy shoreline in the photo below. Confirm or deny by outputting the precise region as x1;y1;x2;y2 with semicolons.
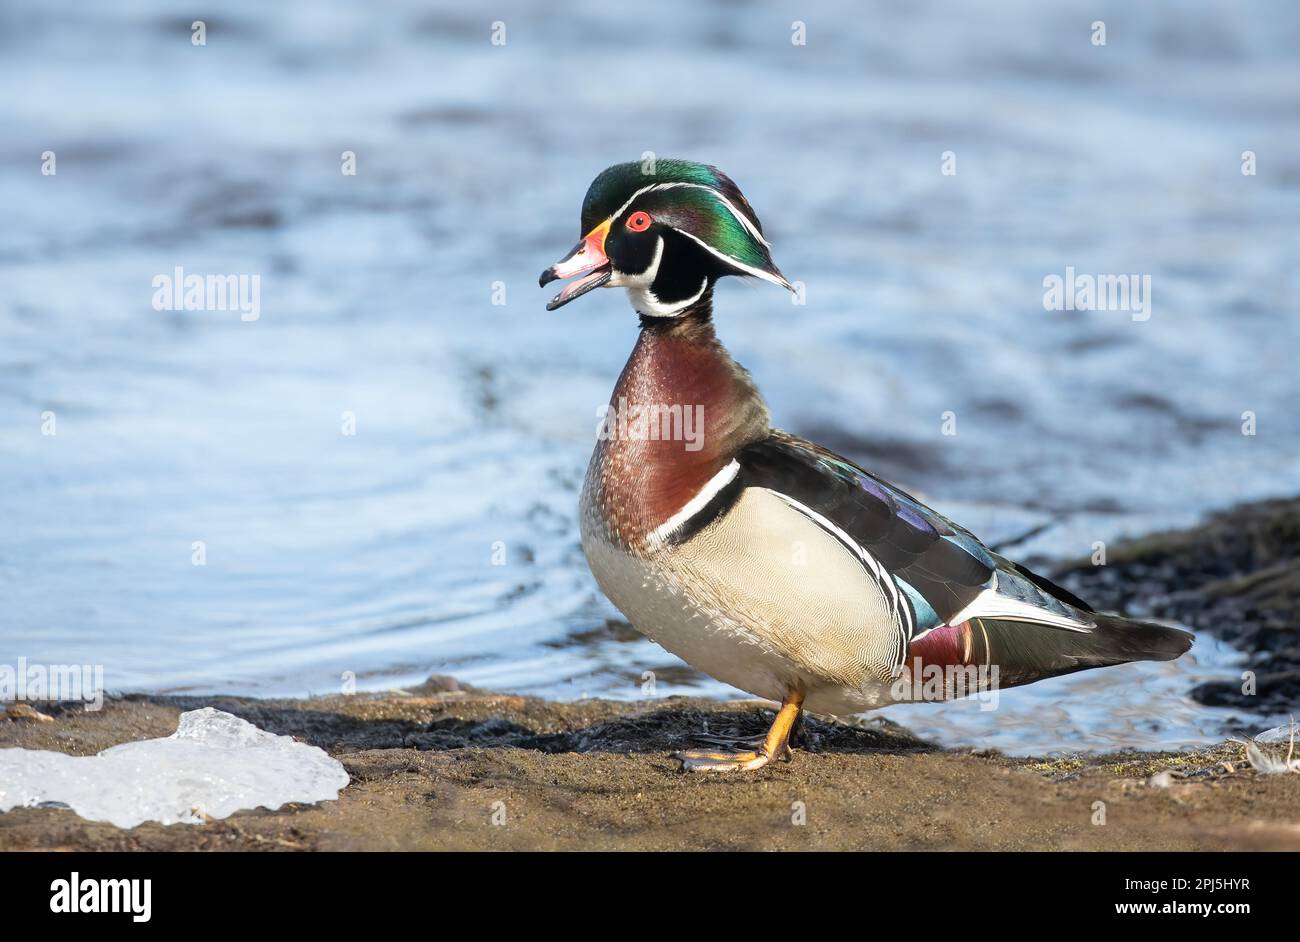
2;683;1299;851
3;498;1299;851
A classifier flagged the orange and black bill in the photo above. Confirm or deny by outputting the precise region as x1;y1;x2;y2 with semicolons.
539;220;613;310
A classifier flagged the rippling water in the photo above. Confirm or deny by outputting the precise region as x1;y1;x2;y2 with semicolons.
2;0;1297;753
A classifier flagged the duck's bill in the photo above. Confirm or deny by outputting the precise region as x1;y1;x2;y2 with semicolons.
541;262;611;311
539;220;613;310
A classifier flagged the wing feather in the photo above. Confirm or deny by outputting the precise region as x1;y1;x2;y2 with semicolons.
738;432;1092;636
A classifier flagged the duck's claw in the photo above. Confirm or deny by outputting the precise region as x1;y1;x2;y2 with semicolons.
675;690;805;773
690;732;792;760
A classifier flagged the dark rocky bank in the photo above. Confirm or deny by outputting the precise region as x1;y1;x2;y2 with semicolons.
1056;496;1300;715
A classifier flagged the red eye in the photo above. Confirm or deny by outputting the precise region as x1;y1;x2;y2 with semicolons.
625;211;652;233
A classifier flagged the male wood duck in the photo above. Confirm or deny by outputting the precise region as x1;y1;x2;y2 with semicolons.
540;159;1194;772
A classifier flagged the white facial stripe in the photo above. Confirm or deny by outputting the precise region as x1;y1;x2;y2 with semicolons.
609;184;656;225
672;228;793;290
601;178;792;314
607;234;663;290
652;182;772;249
608;181;771;249
608;235;703;318
645;460;741;549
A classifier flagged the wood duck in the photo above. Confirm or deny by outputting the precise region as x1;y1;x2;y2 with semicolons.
540;160;1194;772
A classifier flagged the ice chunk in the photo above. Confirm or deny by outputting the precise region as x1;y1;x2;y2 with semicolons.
1254;720;1298;744
0;708;349;828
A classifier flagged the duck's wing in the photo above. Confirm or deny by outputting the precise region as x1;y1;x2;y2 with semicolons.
738;431;1091;636
735;432;1191;685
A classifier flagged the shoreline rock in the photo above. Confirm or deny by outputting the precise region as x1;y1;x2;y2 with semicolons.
1055;497;1300;714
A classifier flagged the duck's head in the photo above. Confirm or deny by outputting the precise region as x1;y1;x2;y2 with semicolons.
539;159;792;317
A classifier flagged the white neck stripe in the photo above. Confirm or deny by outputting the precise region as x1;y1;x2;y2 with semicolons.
645;460;741;549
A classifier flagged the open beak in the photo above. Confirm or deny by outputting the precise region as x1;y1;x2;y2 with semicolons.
539;220;613;311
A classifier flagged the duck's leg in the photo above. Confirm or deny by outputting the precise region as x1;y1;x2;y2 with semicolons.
676;690;804;772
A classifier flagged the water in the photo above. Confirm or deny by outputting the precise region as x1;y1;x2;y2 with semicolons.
2;0;1297;754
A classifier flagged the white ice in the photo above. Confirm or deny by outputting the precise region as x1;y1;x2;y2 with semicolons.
1254;721;1299;744
0;708;349;828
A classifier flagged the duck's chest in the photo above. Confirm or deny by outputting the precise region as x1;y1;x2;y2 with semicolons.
579;453;901;713
575;320;816;702
579;325;765;548
579;476;791;703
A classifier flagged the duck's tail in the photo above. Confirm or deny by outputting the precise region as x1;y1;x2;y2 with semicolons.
1081;612;1195;663
966;613;1194;690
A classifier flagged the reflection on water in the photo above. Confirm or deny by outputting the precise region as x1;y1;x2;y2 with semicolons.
2;0;1298;752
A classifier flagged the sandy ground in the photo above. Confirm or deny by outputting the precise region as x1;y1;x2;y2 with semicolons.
3;679;1299;852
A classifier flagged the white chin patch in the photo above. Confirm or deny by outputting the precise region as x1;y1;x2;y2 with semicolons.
608;236;705;317
625;279;707;317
